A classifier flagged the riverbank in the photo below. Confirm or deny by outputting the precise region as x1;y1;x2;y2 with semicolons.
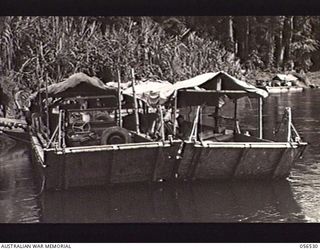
306;71;320;87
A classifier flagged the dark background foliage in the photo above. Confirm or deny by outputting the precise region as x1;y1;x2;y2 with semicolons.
0;16;319;112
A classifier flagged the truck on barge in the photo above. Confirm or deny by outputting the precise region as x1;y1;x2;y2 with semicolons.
27;72;307;190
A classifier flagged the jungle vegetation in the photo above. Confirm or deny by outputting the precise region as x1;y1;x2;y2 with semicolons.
0;16;319;112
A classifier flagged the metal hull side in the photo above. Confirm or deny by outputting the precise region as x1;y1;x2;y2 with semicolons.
31;140;181;190
177;142;306;180
30;135;307;189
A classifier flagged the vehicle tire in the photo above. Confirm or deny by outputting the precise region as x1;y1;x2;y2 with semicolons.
100;126;132;145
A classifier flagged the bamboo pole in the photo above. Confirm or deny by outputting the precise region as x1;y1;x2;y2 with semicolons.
45;75;50;136
216;78;222;90
214;106;219;133
117;69;123;128
291;123;301;141
131;68;140;134
189;106;201;141
198;105;202;141
58;110;62;149
158;105;165;141
234;99;238;133
286;107;292;142
46;124;59;148
173;91;178;137
258;97;263;139
62;110;66;148
194;106;200;139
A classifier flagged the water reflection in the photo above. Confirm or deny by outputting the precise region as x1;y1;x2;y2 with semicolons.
264;90;320;222
0;136;40;223
40;181;304;223
37;90;320;223
2;90;320;223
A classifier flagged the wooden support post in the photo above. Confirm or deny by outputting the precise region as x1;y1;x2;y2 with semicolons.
37;80;44;135
258;97;263;139
61;110;66;148
58;110;62;149
173;91;178;138
117;69;123;127
216;77;222;90
286;107;292;142
45;77;50;136
214;106;219;133
46;125;59;148
189;106;201;141
158;105;165;141
198;105;202;141
234;99;238;133
214;78;222;134
291;123;301;142
131;68;140;134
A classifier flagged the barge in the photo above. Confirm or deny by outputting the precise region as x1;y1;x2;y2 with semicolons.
27;72;307;190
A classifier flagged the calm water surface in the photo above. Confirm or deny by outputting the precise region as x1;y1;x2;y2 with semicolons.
1;89;320;223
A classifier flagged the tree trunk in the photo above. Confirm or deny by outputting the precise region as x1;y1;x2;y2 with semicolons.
244;16;250;58
266;17;275;68
223;16;235;53
234;16;247;62
248;16;257;54
283;16;294;69
274;16;285;69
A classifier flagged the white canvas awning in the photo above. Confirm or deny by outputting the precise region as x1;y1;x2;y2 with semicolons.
123;72;268;108
122;80;173;107
171;71;269;98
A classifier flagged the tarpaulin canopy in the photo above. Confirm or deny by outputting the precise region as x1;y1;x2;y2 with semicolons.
171;71;269;107
122;80;173;107
30;73;117;100
172;71;268;97
123;71;268;108
105;81;132;90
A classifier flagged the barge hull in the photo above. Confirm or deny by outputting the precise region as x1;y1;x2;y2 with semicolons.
31;136;181;189
31;135;307;189
177;142;307;180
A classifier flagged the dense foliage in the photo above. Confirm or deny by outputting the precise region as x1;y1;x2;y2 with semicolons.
0;16;319;111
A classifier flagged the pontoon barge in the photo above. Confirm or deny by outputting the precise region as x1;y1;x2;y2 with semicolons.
28;72;307;190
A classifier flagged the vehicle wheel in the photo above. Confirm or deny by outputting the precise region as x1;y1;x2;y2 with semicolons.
100;126;132;145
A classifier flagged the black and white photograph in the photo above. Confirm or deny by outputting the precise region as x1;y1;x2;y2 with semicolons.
0;14;320;242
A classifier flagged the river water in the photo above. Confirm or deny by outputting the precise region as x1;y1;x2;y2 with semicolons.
0;89;320;223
